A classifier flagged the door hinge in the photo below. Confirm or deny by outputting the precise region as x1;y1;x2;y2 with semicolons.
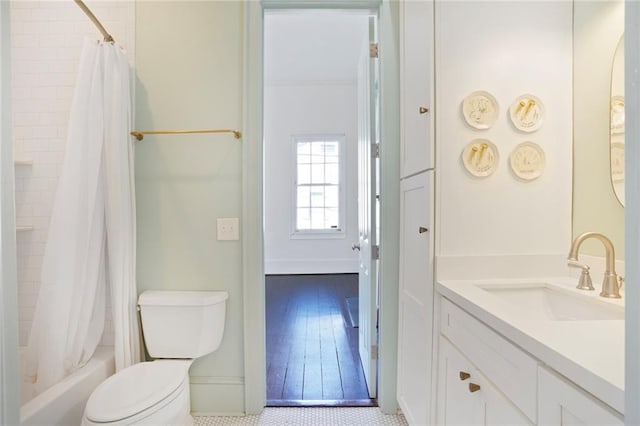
372;143;380;158
370;43;379;58
372;245;380;260
371;345;379;360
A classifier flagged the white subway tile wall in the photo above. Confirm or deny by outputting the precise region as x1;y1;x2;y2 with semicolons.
11;0;135;346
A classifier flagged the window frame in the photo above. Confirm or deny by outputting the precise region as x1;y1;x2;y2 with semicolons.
290;134;347;240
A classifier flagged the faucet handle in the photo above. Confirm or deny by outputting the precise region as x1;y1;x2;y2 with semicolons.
567;259;595;291
577;269;594;291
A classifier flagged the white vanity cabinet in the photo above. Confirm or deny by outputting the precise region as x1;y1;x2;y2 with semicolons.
438;298;538;424
438;337;533;426
538;367;623;426
436;295;624;426
399;0;434;177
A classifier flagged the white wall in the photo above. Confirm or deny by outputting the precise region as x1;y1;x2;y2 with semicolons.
263;12;367;275
435;1;573;266
264;83;359;274
10;1;135;346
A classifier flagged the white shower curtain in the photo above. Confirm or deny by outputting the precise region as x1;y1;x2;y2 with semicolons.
26;39;140;394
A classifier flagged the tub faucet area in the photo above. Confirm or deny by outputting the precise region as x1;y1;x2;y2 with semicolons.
567;232;621;299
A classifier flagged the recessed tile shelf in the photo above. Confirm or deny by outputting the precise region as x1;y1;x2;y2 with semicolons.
14;159;33;166
16;226;34;232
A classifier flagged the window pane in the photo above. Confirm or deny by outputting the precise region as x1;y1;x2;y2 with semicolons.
325;186;339;208
310;187;325;207
297;208;310;230
311;164;325;184
297;186;310;208
324;142;339;160
325;164;339;184
310;208;325;229
298;152;310;164
311;141;325;157
325;208;339;228
298;164;311;184
297;142;311;155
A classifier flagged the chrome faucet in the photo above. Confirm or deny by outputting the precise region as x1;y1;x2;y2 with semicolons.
567;232;621;298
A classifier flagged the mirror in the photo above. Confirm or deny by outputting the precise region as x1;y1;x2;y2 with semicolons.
610;35;625;206
573;0;624;259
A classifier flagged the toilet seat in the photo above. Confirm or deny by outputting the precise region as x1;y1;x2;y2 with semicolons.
84;361;190;423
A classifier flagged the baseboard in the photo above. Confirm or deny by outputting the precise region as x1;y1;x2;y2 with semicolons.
265;258;358;275
190;380;245;415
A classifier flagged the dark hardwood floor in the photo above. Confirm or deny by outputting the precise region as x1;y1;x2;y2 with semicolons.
266;274;374;406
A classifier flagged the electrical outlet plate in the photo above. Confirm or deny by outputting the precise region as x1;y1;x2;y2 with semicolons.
217;218;239;241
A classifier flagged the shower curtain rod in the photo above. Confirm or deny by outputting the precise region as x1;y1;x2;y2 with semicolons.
130;129;243;141
74;0;115;43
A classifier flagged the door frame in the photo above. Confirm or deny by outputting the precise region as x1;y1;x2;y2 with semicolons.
241;0;401;414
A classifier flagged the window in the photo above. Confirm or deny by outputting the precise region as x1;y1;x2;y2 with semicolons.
292;135;345;237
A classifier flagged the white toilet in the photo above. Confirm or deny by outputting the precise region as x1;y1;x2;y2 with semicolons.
82;290;228;426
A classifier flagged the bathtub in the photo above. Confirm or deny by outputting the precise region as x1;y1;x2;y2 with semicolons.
20;346;115;426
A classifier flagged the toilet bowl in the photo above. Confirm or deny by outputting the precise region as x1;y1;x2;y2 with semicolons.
82;291;228;426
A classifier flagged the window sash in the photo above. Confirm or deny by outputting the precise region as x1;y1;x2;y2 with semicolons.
292;136;345;234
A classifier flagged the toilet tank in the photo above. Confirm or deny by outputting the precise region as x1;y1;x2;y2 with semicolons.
138;291;228;359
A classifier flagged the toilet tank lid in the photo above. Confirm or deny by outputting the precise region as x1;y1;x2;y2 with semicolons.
138;290;228;306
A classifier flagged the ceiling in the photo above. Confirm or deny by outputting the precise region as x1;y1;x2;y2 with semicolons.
264;11;371;85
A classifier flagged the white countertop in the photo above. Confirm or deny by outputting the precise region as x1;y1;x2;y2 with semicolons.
437;277;624;414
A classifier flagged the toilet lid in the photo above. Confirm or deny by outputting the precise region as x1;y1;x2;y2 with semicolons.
85;361;188;423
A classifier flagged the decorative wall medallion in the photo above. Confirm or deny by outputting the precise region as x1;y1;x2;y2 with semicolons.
509;141;545;181
509;94;544;132
611;96;625;134
462;91;499;130
462;139;499;177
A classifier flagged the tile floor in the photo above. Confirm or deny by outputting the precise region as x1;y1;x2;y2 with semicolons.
194;407;408;425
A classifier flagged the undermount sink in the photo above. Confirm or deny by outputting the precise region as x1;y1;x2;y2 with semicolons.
478;283;624;321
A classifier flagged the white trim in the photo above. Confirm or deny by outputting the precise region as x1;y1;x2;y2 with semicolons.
374;0;401;414
242;1;266;415
625;1;640;424
0;2;20;423
244;0;400;414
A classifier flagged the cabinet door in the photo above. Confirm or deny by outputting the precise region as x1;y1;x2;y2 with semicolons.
397;171;434;425
437;337;533;426
400;0;434;177
437;337;484;425
481;371;534;426
538;367;623;426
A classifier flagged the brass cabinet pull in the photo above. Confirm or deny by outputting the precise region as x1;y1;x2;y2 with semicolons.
469;383;481;393
419;226;429;234
419;106;429;114
459;371;470;381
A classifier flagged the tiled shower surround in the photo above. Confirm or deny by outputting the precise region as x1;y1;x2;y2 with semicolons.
10;0;135;346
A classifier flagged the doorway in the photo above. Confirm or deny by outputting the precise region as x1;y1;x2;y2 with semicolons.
263;9;379;407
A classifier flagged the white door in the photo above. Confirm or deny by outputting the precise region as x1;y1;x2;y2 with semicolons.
355;15;379;399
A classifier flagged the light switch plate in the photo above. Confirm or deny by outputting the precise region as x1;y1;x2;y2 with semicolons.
217;218;239;241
